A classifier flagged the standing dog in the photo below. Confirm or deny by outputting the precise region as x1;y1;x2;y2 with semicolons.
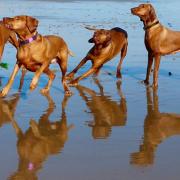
131;4;180;87
1;15;73;97
66;27;128;86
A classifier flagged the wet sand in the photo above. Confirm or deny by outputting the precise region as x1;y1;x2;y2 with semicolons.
1;0;180;180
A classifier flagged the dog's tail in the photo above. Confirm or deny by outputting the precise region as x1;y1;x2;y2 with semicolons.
84;26;98;31
68;50;75;57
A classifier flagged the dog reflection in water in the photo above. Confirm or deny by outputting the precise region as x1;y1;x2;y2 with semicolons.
0;76;30;128
76;79;127;139
0;93;20;127
131;88;180;166
9;93;74;180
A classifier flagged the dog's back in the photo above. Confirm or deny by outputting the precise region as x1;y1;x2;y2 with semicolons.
111;27;128;38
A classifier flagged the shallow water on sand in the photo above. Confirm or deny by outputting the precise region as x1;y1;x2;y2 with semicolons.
1;0;180;180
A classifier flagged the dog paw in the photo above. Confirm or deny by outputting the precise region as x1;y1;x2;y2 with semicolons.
65;90;73;96
65;73;74;80
30;84;37;91
68;80;79;87
141;80;149;85
30;81;38;91
30;77;38;91
0;88;9;97
40;88;49;94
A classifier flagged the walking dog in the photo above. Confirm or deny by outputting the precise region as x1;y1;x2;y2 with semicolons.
1;15;73;97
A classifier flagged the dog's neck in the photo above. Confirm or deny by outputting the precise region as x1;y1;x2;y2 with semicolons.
16;28;37;41
17;31;38;47
93;42;112;56
143;19;159;31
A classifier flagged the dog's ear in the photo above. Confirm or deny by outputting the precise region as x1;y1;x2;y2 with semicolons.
141;4;157;22
148;5;157;22
103;31;111;47
26;16;38;33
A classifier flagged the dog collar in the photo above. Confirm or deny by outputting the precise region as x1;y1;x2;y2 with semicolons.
143;21;159;31
19;33;38;47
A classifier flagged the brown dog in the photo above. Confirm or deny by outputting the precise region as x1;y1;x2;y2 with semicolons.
0;21;18;60
66;27;128;86
1;15;73;97
131;4;180;88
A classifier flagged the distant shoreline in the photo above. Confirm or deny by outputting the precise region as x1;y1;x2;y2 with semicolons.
23;0;139;2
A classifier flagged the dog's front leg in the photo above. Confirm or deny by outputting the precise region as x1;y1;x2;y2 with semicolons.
30;61;49;91
69;67;96;86
66;57;89;80
0;63;20;97
153;54;161;88
144;53;154;85
18;66;27;91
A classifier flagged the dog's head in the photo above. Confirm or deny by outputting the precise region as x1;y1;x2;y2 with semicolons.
88;29;111;47
3;15;38;34
131;4;156;22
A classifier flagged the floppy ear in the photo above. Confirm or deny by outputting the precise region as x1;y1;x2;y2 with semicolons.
141;4;157;23
26;16;38;33
148;5;157;22
103;31;111;47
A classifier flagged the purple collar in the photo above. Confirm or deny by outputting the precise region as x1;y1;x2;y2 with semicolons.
19;33;38;47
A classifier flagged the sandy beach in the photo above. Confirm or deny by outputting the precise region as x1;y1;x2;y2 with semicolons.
0;0;180;179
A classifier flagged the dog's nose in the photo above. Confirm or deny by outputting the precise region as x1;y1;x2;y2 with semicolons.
88;38;94;43
131;8;136;14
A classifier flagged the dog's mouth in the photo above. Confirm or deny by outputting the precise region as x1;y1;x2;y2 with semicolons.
131;8;138;15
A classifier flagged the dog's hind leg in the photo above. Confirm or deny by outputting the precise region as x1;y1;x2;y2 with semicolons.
57;54;72;96
116;42;128;79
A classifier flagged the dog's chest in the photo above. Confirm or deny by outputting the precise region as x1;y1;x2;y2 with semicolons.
90;45;113;61
145;31;158;51
17;47;44;71
18;45;45;62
